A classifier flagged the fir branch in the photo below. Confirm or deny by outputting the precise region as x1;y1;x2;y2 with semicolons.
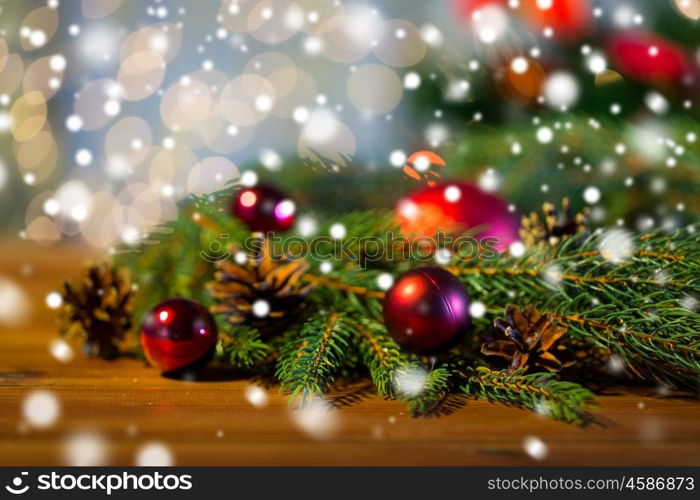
276;311;355;404
452;228;700;387
109;182;699;422
216;325;271;370
354;321;458;416
302;274;386;299
395;364;453;416
303;268;391;322
275;209;399;267
462;367;596;425
353;319;406;395
293;227;699;388
553;296;700;387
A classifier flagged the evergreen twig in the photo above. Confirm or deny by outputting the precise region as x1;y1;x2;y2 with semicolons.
102;187;699;424
395;364;453;416
276;311;355;404
462;367;596;425
354;319;406;395
216;325;271;370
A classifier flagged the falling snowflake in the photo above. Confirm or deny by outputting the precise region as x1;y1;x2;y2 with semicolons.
523;436;549;461
393;366;428;398
598;229;634;264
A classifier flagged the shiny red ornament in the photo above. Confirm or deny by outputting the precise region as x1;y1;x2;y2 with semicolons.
519;0;591;40
452;0;506;19
452;0;590;40
396;182;519;252
232;184;296;233
140;298;218;374
383;267;471;354
608;32;693;85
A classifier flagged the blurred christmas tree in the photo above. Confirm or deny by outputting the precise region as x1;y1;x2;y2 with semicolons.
277;0;700;225
184;0;700;240
3;0;699;236
408;0;700;228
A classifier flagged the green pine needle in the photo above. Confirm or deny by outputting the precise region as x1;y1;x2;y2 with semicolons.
216;325;271;370
107;181;699;425
394;364;453;416
354;319;406;395
462;367;596;426
276;311;355;405
452;228;700;387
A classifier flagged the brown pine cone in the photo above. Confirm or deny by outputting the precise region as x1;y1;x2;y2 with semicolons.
58;261;134;359
207;238;311;336
520;197;588;249
481;304;575;373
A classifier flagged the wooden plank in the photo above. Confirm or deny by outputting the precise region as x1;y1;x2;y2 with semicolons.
1;241;699;466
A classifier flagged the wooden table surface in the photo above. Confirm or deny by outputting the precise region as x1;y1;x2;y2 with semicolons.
0;240;699;466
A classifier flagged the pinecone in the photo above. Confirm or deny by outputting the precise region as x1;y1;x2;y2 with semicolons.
207;238;311;335
58;261;134;359
481;304;575;373
520;197;588;248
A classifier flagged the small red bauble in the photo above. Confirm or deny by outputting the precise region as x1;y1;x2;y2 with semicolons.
452;0;506;19
519;0;591;41
232;184;296;233
608;32;692;85
452;0;590;41
397;182;519;252
140;298;218;374
383;267;471;354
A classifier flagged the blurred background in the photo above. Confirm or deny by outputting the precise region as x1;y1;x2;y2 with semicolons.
0;0;698;251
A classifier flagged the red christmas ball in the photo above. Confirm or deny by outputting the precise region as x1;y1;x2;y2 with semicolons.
383;267;471;354
232;184;296;233
452;0;590;41
452;0;506;19
519;0;591;40
397;182;519;252
608;32;693;85
140;298;218;374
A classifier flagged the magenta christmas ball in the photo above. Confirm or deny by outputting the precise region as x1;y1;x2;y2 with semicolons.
397;182;519;252
383;267;471;354
608;32;693;85
232;184;296;233
140;298;218;374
